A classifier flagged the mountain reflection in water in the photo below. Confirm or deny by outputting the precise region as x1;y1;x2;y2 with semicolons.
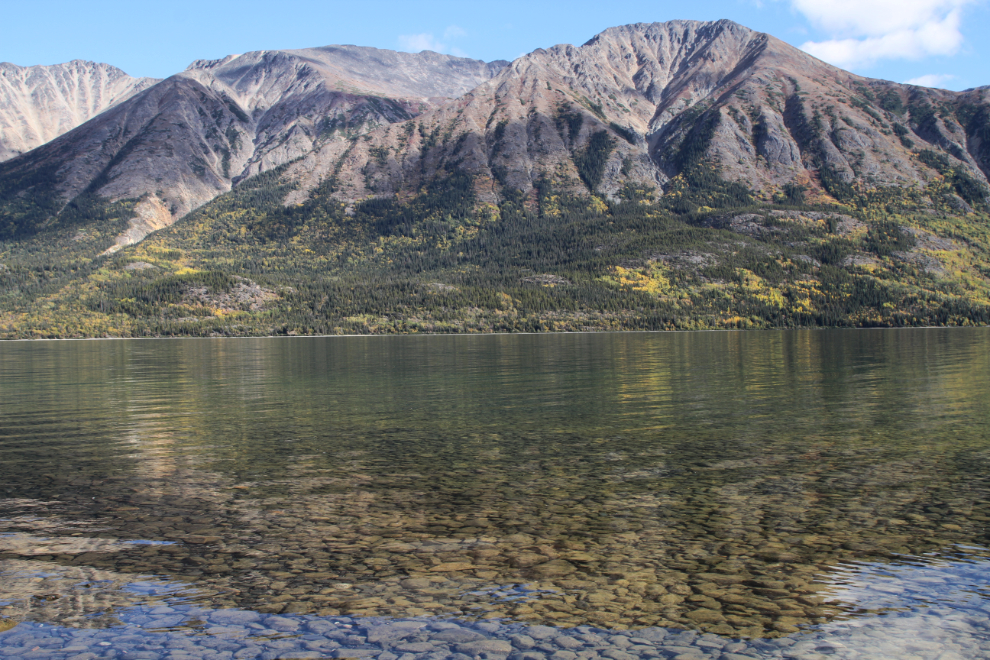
1;329;989;659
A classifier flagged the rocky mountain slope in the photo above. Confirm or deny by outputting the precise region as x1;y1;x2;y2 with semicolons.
289;20;990;211
0;60;157;161
6;19;987;255
180;45;508;182
0;47;507;247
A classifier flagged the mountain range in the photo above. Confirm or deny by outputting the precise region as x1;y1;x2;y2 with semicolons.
1;19;989;338
0;46;507;247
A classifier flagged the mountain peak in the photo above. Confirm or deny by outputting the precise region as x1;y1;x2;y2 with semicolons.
0;59;157;161
277;16;986;213
185;54;243;71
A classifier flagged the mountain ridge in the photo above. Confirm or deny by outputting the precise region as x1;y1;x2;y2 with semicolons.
285;19;990;213
3;20;990;247
0;45;508;247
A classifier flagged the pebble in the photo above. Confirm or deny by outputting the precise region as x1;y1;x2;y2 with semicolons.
526;626;559;640
601;650;637;660
456;640;513;655
549;651;578;660
554;636;584;650
365;621;426;643
394;642;436;653
432;628;486;643
263;616;299;631
516;652;547;660
208;610;259;626
331;650;377;658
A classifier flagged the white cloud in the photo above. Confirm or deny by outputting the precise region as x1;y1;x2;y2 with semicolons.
792;0;977;68
904;73;957;87
397;26;468;57
397;33;447;53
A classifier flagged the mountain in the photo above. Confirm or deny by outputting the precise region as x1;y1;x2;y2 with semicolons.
1;20;989;339
0;60;157;161
0;46;507;248
6;20;990;251
179;45;508;184
285;19;990;211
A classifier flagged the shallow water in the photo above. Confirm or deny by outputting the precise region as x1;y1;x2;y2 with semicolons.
1;329;989;659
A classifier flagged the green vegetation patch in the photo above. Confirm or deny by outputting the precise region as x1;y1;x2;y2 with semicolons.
917;150;990;209
574;131;615;192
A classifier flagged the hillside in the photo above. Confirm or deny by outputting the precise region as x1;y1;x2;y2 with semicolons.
0;20;989;338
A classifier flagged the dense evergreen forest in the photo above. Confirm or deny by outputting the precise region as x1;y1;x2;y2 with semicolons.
1;157;989;339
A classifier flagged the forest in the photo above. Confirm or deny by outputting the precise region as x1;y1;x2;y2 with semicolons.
1;150;989;339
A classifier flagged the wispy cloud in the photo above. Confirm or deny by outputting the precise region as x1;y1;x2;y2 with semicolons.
904;73;957;87
397;33;447;53
397;25;469;56
792;0;977;68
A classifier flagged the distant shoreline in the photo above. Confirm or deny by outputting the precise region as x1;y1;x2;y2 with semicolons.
1;325;985;342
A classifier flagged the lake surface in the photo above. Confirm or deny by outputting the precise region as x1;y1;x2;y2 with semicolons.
1;329;989;660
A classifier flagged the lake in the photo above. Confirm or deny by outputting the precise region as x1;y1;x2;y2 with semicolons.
1;329;989;659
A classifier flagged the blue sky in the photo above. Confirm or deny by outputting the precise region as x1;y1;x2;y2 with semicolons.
2;0;987;90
